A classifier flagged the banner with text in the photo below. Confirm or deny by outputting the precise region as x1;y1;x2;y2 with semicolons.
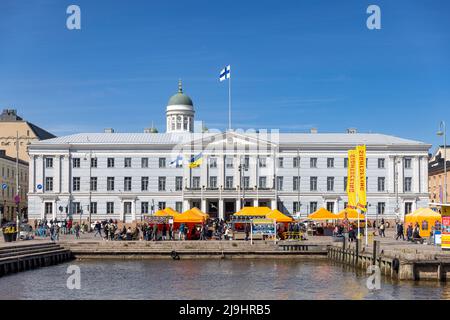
347;149;357;209
356;145;367;212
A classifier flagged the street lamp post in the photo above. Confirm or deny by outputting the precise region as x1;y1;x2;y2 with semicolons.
438;121;447;204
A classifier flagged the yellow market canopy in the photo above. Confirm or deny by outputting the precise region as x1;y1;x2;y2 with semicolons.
189;207;209;219
404;207;441;237
266;209;294;223
234;206;272;217
153;208;181;217
307;208;337;221
164;207;181;217
174;209;206;223
336;208;366;220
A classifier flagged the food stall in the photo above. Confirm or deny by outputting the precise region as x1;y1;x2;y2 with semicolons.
307;208;338;236
251;218;277;244
429;204;450;249
405;207;442;238
174;209;206;240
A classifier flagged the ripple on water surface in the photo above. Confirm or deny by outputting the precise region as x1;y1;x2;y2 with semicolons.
0;259;449;300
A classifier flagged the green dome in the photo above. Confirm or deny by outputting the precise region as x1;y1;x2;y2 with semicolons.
168;93;193;106
167;80;193;106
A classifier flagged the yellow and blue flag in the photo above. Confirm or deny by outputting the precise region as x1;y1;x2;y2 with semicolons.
189;153;203;168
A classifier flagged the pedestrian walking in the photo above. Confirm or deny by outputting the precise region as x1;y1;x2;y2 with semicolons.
74;223;80;239
379;222;386;238
395;222;405;240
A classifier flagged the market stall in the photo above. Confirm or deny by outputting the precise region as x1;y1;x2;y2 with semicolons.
251;218;277;244
174;209;206;240
405;207;441;238
335;208;366;220
307;208;337;236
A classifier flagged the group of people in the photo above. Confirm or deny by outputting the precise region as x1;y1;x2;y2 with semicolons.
34;218;83;239
89;218;234;242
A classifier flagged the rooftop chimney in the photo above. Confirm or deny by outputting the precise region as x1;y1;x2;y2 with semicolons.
104;128;114;133
0;109;22;121
310;128;318;134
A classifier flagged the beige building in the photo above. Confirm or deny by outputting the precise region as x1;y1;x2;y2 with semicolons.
0;109;55;162
0;150;29;222
429;146;450;204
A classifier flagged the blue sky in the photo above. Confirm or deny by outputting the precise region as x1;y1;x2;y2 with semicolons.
0;0;449;151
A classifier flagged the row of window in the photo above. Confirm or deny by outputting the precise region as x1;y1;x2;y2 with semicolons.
43;176;415;192
1;166;28;181
0;185;27;200
44;201;178;215
43;156;415;170
44;200;419;216
44;201;399;216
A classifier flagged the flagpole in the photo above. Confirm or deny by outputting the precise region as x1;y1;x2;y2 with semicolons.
228;70;232;131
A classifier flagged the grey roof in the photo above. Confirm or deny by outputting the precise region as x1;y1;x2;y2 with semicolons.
27;122;56;140
30;132;428;147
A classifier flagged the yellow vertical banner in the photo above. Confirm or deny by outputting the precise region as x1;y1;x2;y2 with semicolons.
357;145;367;211
347;149;357;209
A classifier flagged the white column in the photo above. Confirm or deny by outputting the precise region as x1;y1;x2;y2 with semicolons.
420;156;428;194
397;157;404;193
253;199;258;207
121;200;125;223
183;200;190;212
387;156;394;193
234;155;240;189
131;199;136;222
54;156;61;193
29;155;35;193
52;200;56;220
183;154;190;187
201;155;208;188
412;157;420;193
271;199;277;210
62;155;70;193
236;199;241;212
201;199;207;213
41;201;45;220
36;156;44;193
218;155;224;189
218;199;224;220
251;156;257;188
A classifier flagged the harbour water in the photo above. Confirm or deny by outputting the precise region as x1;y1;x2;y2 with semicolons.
0;259;449;300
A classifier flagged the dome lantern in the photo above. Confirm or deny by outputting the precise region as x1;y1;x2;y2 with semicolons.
166;79;195;133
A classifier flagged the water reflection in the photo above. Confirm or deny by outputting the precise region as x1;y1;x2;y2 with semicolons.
0;259;449;300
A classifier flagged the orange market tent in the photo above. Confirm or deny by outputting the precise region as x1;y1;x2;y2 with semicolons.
336;208;366;220
174;210;206;223
234;206;271;217
153;208;180;217
188;207;209;219
307;208;337;221
164;207;181;217
266;209;294;223
405;208;441;237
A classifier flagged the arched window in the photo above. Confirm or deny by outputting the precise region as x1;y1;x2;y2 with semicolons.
177;116;182;130
183;116;188;130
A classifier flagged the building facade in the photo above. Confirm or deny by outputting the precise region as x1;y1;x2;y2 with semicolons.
26;86;431;223
0;150;29;222
429;146;450;204
0;109;55;162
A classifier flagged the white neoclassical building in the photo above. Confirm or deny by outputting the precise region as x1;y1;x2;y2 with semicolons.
26;83;431;223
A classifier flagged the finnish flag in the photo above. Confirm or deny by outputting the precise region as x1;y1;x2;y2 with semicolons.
219;65;231;82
